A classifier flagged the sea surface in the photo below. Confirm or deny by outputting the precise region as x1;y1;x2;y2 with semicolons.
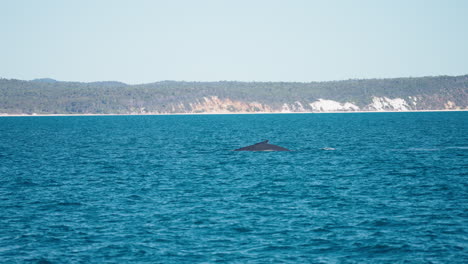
0;112;467;263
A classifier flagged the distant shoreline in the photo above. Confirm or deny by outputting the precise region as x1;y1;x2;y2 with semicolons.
1;109;466;117
2;75;466;116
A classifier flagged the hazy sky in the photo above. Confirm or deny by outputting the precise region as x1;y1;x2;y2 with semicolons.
1;0;467;83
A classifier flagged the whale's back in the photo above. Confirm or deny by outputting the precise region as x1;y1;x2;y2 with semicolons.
234;140;290;151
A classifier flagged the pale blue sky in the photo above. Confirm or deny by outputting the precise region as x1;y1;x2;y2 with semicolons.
1;0;467;83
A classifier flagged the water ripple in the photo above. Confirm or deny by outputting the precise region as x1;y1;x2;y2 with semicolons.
0;113;467;263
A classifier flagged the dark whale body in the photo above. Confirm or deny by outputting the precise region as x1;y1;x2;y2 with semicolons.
234;140;290;151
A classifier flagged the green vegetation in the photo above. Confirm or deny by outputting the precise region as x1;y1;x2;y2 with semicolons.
0;75;467;114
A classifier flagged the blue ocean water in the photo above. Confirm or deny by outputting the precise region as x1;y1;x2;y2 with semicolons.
0;112;467;263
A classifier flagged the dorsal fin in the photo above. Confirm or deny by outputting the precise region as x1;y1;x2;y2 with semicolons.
256;140;268;144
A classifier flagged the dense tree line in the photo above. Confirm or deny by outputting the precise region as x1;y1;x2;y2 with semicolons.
0;75;467;114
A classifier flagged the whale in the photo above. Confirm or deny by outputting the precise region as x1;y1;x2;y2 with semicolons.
234;140;291;151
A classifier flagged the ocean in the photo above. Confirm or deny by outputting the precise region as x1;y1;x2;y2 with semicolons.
0;112;467;263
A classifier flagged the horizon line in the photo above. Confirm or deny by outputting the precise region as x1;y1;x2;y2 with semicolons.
1;73;467;85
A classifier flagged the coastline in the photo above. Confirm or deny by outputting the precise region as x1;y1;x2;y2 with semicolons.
0;109;466;117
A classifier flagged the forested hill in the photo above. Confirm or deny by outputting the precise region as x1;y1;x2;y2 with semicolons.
1;75;467;114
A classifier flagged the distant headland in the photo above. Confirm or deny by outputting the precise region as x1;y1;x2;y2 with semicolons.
1;75;467;115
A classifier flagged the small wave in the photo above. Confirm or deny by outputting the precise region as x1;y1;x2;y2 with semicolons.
16;179;37;186
126;194;143;200
353;243;412;254
57;202;83;206
232;226;252;233
30;258;54;264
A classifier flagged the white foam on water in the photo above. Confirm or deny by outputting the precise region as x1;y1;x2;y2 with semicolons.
407;148;439;151
445;146;468;150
